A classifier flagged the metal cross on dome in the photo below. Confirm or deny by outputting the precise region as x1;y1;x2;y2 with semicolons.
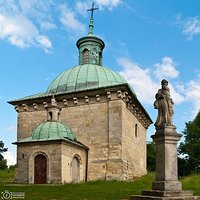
87;2;98;19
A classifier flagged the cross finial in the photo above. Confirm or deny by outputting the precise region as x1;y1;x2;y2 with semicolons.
87;2;98;19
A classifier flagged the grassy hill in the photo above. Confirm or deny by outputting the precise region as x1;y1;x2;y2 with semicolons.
0;169;199;200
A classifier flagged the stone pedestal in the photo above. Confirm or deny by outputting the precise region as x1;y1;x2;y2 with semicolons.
130;126;200;200
152;126;182;191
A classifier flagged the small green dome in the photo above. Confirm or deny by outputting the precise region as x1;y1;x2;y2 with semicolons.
30;121;76;142
47;64;128;94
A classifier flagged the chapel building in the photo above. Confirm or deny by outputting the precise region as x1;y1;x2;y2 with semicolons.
9;10;152;184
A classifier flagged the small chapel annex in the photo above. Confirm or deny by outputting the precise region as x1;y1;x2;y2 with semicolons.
9;6;152;184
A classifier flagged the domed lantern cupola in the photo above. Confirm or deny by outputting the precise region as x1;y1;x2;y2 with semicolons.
76;3;105;66
46;94;61;121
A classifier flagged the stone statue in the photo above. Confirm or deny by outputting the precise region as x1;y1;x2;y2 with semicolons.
154;79;174;128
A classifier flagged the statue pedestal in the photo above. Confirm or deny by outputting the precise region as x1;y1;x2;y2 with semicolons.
152;126;182;191
130;126;200;200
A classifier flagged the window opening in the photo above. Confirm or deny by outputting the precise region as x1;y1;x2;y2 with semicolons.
83;49;89;64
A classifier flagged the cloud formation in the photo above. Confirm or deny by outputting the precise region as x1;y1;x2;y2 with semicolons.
154;57;179;79
0;0;53;52
0;1;123;51
117;56;185;105
75;0;122;12
0;14;52;52
176;14;200;40
59;4;86;33
118;57;158;104
75;1;90;17
117;56;200;118
185;78;200;117
96;0;122;10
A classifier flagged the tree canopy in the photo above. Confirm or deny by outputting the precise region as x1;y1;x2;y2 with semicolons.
178;112;200;175
0;141;7;157
0;141;8;169
147;142;156;172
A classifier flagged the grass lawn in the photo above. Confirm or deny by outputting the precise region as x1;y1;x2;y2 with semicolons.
0;169;199;200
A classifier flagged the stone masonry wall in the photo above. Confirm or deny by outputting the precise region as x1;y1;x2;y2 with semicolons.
14;88;151;182
16;101;109;181
17;110;46;140
122;101;147;179
17;143;62;183
61;143;87;183
106;100;123;180
60;102;109;181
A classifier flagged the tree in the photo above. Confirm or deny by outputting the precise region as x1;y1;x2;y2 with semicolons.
178;157;191;177
0;159;7;169
147;142;156;171
0;141;8;169
178;112;200;174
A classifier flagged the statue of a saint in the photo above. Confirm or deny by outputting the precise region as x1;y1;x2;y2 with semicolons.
154;79;174;128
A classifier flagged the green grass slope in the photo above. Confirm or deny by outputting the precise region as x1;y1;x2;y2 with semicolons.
0;170;199;200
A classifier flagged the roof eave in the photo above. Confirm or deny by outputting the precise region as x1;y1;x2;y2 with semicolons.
13;138;89;150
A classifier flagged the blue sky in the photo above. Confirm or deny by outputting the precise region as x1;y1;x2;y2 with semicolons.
1;0;200;165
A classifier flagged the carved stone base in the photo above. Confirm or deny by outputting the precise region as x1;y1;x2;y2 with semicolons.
130;190;200;200
152;180;182;191
130;195;200;200
142;190;193;197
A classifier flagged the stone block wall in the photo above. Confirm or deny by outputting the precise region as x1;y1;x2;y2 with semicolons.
60;102;109;180
17;142;87;184
14;87;151;182
61;143;87;183
122;101;147;179
17;142;62;183
106;100;123;180
17;110;46;140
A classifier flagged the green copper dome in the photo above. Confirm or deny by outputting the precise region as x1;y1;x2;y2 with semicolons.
47;64;128;94
19;121;77;142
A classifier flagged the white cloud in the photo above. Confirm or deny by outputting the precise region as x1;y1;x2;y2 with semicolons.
0;1;53;52
176;14;200;40
2;151;16;166
0;14;52;51
18;0;56;31
0;0;123;50
185;78;200;117
117;57;184;105
74;0;122;12
36;35;52;53
154;57;179;79
95;0;122;10
59;4;86;33
118;57;158;104
169;83;185;104
0;14;36;47
183;17;200;40
75;1;90;17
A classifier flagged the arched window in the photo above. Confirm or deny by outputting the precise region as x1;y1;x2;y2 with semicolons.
99;52;102;65
82;49;89;64
135;123;138;137
49;111;53;120
58;112;60;121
